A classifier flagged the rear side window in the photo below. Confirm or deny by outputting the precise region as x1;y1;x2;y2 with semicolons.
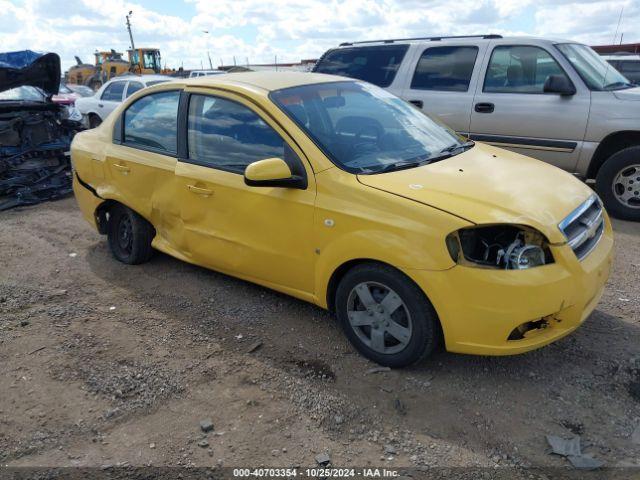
125;81;143;98
101;81;126;101
618;60;640;74
123;90;180;153
187;94;285;173
484;45;568;93
313;45;408;87
411;46;478;91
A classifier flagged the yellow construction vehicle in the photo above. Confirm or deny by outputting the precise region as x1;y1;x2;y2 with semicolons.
66;50;130;90
127;48;163;75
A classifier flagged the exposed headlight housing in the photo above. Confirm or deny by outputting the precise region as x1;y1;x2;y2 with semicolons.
446;225;553;270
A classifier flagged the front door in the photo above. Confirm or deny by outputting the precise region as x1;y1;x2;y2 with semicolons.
469;43;590;172
174;91;317;296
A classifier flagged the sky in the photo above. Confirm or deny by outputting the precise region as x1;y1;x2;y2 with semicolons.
1;0;639;71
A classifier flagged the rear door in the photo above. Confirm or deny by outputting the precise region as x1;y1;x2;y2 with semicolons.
400;43;487;134
105;89;180;222
98;80;126;119
469;43;590;171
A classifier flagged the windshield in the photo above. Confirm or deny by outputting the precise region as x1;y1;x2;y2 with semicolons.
0;86;45;102
271;81;467;174
556;43;632;91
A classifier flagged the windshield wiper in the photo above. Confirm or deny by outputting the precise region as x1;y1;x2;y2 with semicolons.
372;160;425;174
439;140;475;155
603;81;634;91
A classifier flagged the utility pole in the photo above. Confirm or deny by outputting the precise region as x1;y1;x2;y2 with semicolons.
126;11;135;51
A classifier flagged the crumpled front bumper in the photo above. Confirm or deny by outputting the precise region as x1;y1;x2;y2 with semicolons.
405;217;614;356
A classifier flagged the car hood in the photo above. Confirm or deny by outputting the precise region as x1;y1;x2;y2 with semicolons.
356;143;594;243
613;86;640;101
0;50;61;95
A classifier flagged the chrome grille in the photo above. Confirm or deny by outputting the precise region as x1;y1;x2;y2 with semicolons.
558;195;604;261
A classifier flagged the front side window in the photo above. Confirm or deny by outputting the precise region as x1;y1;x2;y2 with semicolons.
271;81;466;174
313;45;409;87
484;46;569;93
556;43;632;91
411;46;479;91
101;81;126;101
126;81;144;98
123;90;180;153
187;94;285;173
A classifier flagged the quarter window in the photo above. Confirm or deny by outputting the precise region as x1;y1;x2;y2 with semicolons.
484;46;568;93
187;94;285;173
313;45;409;88
123;90;180;153
411;46;479;91
101;81;126;101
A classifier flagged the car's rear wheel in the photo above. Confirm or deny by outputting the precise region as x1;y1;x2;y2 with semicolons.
107;204;154;264
596;146;640;221
88;114;102;129
335;263;439;367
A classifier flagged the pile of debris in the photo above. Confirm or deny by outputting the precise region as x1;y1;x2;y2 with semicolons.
0;50;83;211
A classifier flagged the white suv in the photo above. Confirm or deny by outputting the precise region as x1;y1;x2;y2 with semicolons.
314;35;640;220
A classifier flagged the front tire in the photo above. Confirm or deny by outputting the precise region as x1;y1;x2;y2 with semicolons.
595;146;640;221
335;263;439;367
107;204;154;264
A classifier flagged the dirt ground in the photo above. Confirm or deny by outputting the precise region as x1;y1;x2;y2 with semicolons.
1;197;639;475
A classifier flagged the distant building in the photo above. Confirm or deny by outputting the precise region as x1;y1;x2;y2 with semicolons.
592;43;640;55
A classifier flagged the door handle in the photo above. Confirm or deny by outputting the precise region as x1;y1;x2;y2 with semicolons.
474;102;495;113
112;163;130;173
409;100;423;109
187;184;213;196
98;103;104;108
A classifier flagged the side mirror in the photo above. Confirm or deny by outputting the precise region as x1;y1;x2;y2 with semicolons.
543;74;576;96
244;158;306;189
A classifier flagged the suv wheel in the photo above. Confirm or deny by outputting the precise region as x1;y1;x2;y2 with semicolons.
107;204;155;264
596;146;640;221
335;263;439;367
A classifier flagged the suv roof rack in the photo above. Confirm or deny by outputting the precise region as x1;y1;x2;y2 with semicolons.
339;34;502;47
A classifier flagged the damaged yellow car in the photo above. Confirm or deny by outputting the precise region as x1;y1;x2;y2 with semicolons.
72;72;613;367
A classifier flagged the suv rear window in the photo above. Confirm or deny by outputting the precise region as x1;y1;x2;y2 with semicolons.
313;45;409;87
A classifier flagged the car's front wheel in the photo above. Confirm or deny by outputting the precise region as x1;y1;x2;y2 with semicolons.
335;263;439;367
596;146;640;221
107;204;155;264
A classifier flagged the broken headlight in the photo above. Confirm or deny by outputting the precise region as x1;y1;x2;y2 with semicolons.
446;225;553;270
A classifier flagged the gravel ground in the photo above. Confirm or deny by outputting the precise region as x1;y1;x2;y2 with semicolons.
0;197;639;476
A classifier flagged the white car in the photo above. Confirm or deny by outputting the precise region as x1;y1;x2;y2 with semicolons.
76;75;171;128
189;70;225;78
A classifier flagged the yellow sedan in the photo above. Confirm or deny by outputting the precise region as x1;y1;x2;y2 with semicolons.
72;72;613;367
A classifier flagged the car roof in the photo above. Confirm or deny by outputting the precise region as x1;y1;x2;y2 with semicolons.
333;35;575;48
178;71;351;93
107;74;172;85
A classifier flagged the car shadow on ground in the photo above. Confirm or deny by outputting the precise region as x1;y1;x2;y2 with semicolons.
85;240;640;466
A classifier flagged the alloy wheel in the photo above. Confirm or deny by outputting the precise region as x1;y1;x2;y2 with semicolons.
346;281;412;355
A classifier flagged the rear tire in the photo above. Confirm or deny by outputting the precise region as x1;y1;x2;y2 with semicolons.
595;146;640;221
88;114;102;129
107;204;154;265
335;263;439;367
